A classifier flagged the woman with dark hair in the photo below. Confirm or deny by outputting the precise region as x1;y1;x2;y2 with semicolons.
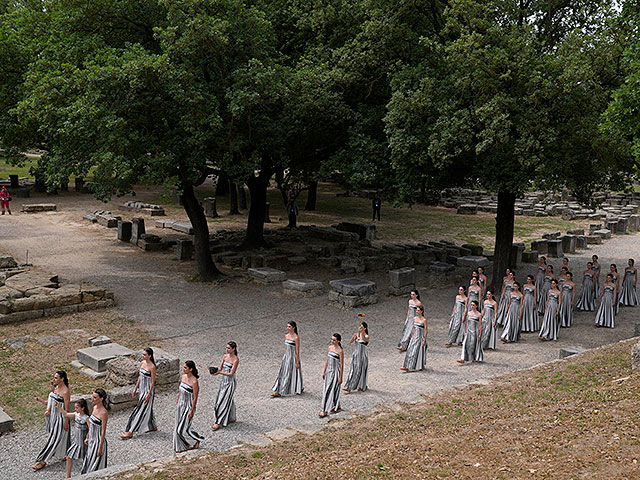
558;272;576;328
272;322;303;397
521;275;538;333
610;264;621;303
481;291;498;350
468;277;482;312
539;279;561;341
81;389;109;474
32;370;71;471
477;267;488;298
211;342;239;430
501;281;523;343
535;256;547;304
174;361;204;452
54;399;90;478
446;286;468;346
496;270;515;326
402;305;428;372
592;255;601;294
619;258;638;306
121;348;157;439
343;321;370;393
562;257;572;273
538;265;555;315
319;334;344;417
398;290;422;351
459;300;483;363
595;274;617;328
558;266;569;289
576;262;597;311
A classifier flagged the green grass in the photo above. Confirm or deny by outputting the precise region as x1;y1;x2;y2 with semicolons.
0;156;36;178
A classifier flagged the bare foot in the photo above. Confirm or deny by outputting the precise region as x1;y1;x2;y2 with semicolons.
400;367;408;371
271;393;281;397
318;411;328;418
211;424;221;430
32;462;46;471
192;441;200;450
457;360;464;364
119;432;133;440
144;427;157;433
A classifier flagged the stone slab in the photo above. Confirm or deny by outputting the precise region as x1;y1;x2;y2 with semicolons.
429;262;455;273
171;221;194;235
633;341;640;371
89;335;112;347
247;267;287;283
0;406;14;433
4;335;29;350
456;256;489;268
78;367;108;380
36;335;65;346
76;343;134;372
559;346;587;359
21;203;57;213
389;267;415;289
329;278;377;296
264;428;299;442
328;290;378;308
282;279;324;292
593;229;612;239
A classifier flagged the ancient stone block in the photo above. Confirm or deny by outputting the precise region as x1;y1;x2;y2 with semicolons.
283;279;324;296
456;256;489;269
263;255;290;271
510;243;525;266
389;268;415;289
341;258;365;274
461;244;484;256
247;267;287;283
131;218;145;244
530;239;548;254
593;229;611;239
21;203;57;213
559;346;587;359
171;221;194;235
89;335;112;347
586;235;603;245
567;228;585;236
588;223;602;234
0;255;17;269
329;278;377;296
117;220;132;242
561;235;576;254
547;239;563;258
542;231;561;240
616;217;629;234
328;290;378;308
204;197;218;218
0;406;14;433
336;222;376;242
456;204;477;215
176;238;193;261
575;235;587;249
521;250;538;263
95;211;120;227
155;219;176;229
77;343;135;372
410;250;436;265
628;215;640;232
429;262;455;273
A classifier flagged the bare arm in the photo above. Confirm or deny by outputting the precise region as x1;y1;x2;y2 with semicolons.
190;380;199;419
226;357;239;377
63;390;71;431
295;336;301;369
322;352;329;379
98;412;108;457
338;350;344;385
145;364;156;403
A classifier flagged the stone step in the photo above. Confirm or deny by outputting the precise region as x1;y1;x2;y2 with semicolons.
76;343;134;372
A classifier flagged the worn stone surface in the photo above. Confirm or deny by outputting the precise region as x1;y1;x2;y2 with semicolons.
542;231;561;240
547;239;563;258
36;335;65;346
282;279;324;293
530;239;548;254
89;335;112;347
329;278;377;296
521;250;538;263
457;256;489;269
176;238;193;261
117;220;132;242
0;406;14;433
248;267;287;283
456;204;477;215
632;341;640;371
21;203;57;213
328;290;378;308
335;222;376;241
561;235;577;254
587;235;603;245
389;268;415;289
593;229;612;239
0;255;17;269
203;197;218;218
77;343;135;372
559;346;587;359
3;335;29;350
429;262;455;273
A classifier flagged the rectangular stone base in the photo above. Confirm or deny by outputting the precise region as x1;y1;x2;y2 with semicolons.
0;406;14;433
328;290;378;308
21;203;57;213
248;267;287;283
388;284;415;296
77;343;135;372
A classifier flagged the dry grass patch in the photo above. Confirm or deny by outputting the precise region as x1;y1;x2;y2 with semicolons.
0;310;158;429
119;339;640;480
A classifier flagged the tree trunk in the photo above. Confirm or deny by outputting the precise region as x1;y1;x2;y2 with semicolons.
180;182;222;281
215;172;229;196
491;189;516;293
305;180;317;210
242;170;271;249
238;184;247;210
228;180;240;215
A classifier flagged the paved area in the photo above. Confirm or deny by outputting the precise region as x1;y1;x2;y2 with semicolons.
0;207;638;479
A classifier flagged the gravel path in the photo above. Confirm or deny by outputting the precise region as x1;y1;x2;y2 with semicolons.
0;201;638;479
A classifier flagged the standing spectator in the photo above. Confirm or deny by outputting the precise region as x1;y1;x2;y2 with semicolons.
372;193;381;221
286;190;299;228
0;186;11;215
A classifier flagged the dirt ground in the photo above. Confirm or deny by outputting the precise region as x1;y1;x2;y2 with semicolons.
118;339;640;480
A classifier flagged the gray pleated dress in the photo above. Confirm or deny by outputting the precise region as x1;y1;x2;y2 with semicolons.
124;367;156;434
521;285;538;332
173;381;204;452
344;339;368;391
468;288;480;312
66;413;88;461
618;269;638;306
35;392;70;463
272;339;303;395
538;276;553;314
448;298;466;344
481;302;497;350
398;304;417;350
81;414;107;474
539;291;560;340
558;284;574;327
403;322;427;371
213;361;236;426
496;283;513;325
576;272;596;311
595;285;616;328
535;265;545;303
501;294;522;342
593;264;600;293
461;311;483;362
479;277;486;298
321;352;342;413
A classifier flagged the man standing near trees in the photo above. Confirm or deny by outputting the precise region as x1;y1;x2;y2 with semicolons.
372;193;381;221
286;190;299;229
0;186;11;215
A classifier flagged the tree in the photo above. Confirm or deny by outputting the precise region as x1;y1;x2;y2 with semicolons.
386;0;636;291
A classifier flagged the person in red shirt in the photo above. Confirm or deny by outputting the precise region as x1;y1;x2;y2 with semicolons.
0;186;11;215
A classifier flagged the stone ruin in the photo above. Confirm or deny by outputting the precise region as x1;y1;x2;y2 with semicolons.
0;254;114;324
121;201;165;216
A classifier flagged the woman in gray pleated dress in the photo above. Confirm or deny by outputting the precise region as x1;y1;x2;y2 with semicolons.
272;321;303;396
478;266;488;299
468;277;482;312
538;265;555;315
319;334;344;417
558;272;576;328
496;271;515;326
501;282;523;343
121;347;157;439
459;301;482;363
619;259;638;306
81;389;109;475
344;321;369;393
481;291;498;350
211;342;239;430
54;398;89;478
521;275;538;333
576;262;597;311
398;290;422;352
592;255;601;294
535;257;547;304
558;266;568;289
595;274;617;328
32;370;71;471
174;360;204;452
401;305;428;371
446;286;467;346
539;280;561;341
